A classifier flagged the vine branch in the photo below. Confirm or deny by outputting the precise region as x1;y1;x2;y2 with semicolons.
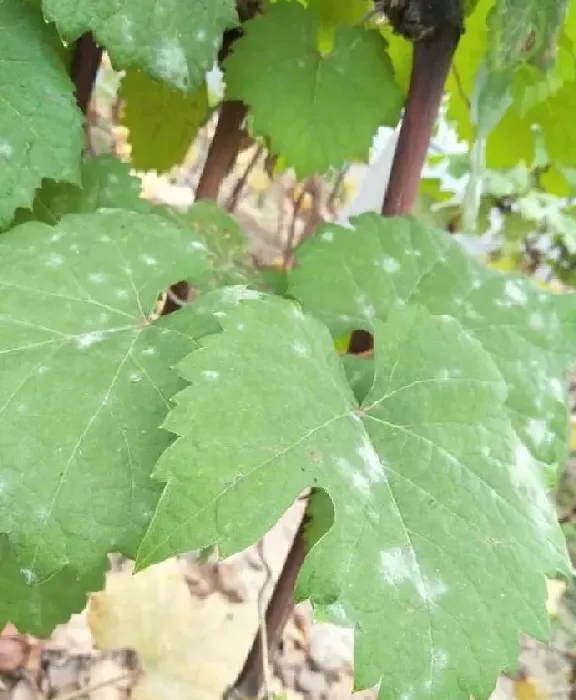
382;27;460;216
70;33;103;116
227;504;310;698
195;100;248;201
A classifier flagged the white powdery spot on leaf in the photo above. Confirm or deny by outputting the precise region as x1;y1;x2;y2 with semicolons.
20;567;37;585
357;295;376;319
504;279;527;306
155;39;190;89
89;272;107;285
222;287;262;304
527;418;553;448
432;649;448;671
379;547;447;603
203;370;220;380
549;378;565;402
46;253;64;267
326;601;354;626
381;256;400;273
187;240;207;252
0;141;13;158
119;14;135;45
423;648;450;691
321;230;334;242
511;439;555;538
399;687;414;700
528;312;545;330
292;341;307;356
357;435;387;484
75;331;104;349
139;254;157;266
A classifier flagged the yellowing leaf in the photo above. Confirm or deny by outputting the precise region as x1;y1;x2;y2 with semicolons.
247;170;272;193
88;559;260;700
120;69;209;173
487;256;517;272
316;23;335;54
334;331;352;354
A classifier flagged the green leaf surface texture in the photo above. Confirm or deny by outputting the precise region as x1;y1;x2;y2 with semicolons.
9;155;150;229
137;216;573;698
290;215;575;473
40;0;237;91
0;535;104;637
224;2;402;177
0;210;213;609
0;0;82;227
155;200;267;289
488;0;569;70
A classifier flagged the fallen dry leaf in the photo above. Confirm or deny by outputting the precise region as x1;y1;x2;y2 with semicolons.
0;625;29;674
88;559;261;700
514;676;544;700
546;578;566;617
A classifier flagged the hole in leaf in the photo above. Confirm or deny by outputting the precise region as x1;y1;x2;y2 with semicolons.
347;329;373;357
156;281;196;316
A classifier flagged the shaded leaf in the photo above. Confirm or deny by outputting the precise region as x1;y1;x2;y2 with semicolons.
120;69;209;173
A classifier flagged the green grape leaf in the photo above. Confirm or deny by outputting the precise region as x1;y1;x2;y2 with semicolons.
153;200;269;289
487;0;569;70
307;0;372;27
342;353;373;403
40;0;237;92
485;110;534;169
137;292;568;700
0;536;105;636
0;0;82;228
444;0;552;168
379;28;411;95
9;155;150;228
529;78;576;168
0;210;213;596
224;2;402;177
446;0;493;144
288;214;575;472
463;61;513;231
515;191;576;252
510;32;575;116
119;69;210;173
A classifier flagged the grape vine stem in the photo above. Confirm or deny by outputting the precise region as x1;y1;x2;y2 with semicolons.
382;27;460;216
227;503;310;697
70;33;103;116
